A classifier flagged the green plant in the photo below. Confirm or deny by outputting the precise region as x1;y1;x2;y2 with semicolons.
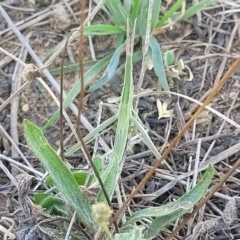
43;0;217;128
24;19;215;238
23;1;219;238
24;118;214;239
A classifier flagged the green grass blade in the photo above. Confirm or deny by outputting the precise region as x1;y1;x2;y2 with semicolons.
89;50;142;92
98;24;135;201
123;165;214;238
180;0;218;21
107;43;125;78
149;36;170;91
84;24;125;36
145;165;214;238
117;4;130;27
130;0;140;23
65;115;117;157
131;113;161;159
138;1;148;37
151;0;161;30
49;60;97;76
24;120;95;230
115;226;143;240
42;54;112;130
43;39;65;64
156;0;184;27
123;0;132;14
106;0;126;26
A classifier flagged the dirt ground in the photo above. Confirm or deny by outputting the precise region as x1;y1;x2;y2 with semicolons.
1;0;240;239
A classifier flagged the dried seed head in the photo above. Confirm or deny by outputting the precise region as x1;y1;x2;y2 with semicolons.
21;64;40;83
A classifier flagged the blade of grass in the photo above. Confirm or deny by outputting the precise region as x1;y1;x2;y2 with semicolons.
180;0;218;21
83;24;125;36
49;60;97;76
42;54;112;130
151;0;161;30
89;50;142;92
156;0;184;27
149;36;169;91
122;166;214;238
65;115;118;157
98;20;135;201
107;43;125;78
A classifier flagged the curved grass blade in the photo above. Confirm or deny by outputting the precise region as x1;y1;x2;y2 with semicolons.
123;165;214;238
89;50;142;92
138;1;148;37
130;0;140;23
65;115;117;157
24;120;96;230
42;54;112;130
145;165;214;238
115;226;143;240
149;36;169;91
156;0;184;27
180;0;218;21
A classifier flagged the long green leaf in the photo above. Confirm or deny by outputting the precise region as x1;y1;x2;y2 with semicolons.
98;24;135;201
180;0;218;21
84;25;125;36
108;43;125;78
123;165;214;238
89;50;142;92
125;165;214;229
24;120;96;230
151;0;161;30
156;0;184;27
149;36;169;91
42;54;112;130
145;165;214;238
115;226;143;240
49;60;97;76
65;115;117;157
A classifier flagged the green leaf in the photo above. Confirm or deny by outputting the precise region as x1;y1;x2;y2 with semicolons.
151;0;161;30
117;4;130;27
49;60;97;76
124;165;214;239
138;1;148;37
108;43;125;78
24;120;96;230
83;25;125;36
42;54;112;130
130;0;140;23
87;156;104;186
156;0;185;27
145;165;214;238
35;193;67;216
105;0;126;26
149;36;170;91
46;171;87;186
115;226;144;240
89;50;142;92
181;0;218;21
123;0;132;14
